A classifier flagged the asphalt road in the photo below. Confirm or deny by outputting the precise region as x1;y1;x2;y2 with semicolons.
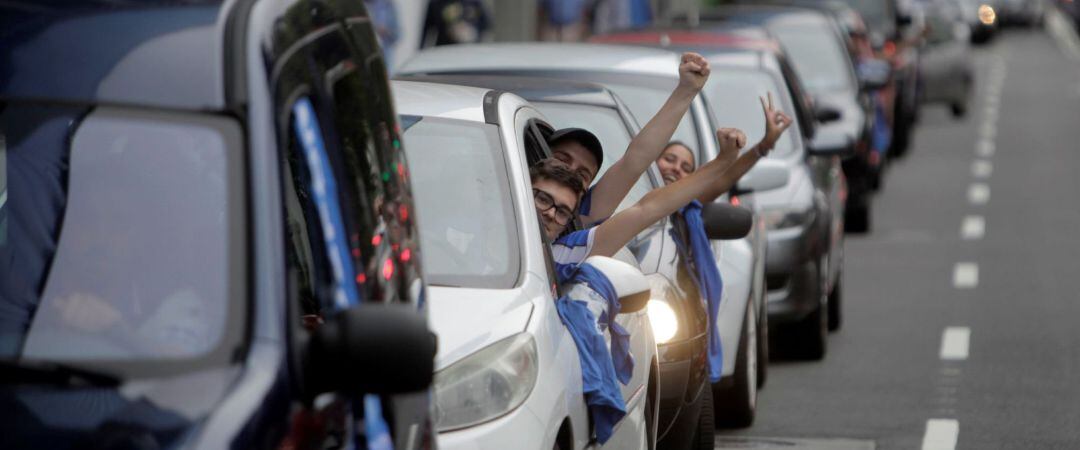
715;25;1080;450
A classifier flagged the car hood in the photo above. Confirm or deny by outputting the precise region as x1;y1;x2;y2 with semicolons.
0;365;241;449
427;286;535;371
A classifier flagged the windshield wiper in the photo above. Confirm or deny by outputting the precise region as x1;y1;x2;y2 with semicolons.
0;360;122;387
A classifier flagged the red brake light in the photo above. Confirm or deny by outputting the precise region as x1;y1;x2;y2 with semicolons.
382;258;395;280
356;273;367;284
730;195;741;207
398;204;409;222
372;234;382;246
400;248;412;263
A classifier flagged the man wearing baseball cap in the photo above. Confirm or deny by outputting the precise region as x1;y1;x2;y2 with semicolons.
544;52;711;226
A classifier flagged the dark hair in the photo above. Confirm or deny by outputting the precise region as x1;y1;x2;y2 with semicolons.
663;141;697;168
530;159;586;199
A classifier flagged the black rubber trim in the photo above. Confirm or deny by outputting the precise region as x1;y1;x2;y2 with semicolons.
482;90;503;124
223;0;258;111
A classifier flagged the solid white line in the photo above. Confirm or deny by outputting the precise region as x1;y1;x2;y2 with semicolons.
953;263;978;288
941;327;971;360
961;216;985;240
972;160;993;179
922;419;960;450
976;139;995;157
968;183;990;205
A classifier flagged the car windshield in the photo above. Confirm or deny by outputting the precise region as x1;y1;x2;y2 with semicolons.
706;68;799;158
0;104;243;367
531;101;653;211
771;25;857;93
402;116;520;289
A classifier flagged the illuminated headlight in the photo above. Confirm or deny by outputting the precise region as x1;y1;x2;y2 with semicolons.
647;300;679;344
978;4;996;24
434;333;538;431
760;207;816;230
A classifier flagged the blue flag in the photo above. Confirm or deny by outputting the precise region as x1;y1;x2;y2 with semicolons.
678;201;725;383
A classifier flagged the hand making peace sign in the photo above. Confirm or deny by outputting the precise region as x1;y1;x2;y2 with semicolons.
757;92;794;156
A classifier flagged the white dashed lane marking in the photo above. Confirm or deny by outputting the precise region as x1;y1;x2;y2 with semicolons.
940;327;971;360
953;263;979;289
972;160;993;179
921;419;960;450
967;183;990;205
976;139;995;157
961;216;985;240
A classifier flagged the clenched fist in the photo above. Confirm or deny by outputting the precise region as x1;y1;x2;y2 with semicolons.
678;52;710;93
715;127;746;166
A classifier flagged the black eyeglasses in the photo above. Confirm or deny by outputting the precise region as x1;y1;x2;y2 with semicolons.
533;189;576;226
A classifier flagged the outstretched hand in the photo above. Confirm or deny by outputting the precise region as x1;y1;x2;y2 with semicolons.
678;52;710;93
715;127;746;166
757;92;794;155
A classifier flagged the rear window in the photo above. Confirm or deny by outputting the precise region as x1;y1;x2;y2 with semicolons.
772;25;857;93
706;69;799;157
402;116;520;288
0;104;244;365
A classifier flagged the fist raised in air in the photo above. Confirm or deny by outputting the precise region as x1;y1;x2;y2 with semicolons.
677;52;711;93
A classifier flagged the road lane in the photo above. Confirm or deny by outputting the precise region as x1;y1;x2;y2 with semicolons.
717;28;1080;449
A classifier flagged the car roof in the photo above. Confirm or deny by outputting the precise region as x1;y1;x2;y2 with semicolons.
0;0;228;110
693;4;835;28
394;74;620;108
391;80;494;123
399;43;681;78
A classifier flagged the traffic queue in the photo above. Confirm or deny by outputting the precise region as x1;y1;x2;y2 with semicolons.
0;0;1008;449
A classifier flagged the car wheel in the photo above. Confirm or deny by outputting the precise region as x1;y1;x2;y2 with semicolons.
828;277;843;332
845;202;870;234
714;303;757;428
756;302;769;389
690;387;716;450
791;269;827;360
645;369;657;450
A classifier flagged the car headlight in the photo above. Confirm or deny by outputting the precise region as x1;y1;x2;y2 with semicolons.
647;300;679;344
760;207;816;230
434;333;538;431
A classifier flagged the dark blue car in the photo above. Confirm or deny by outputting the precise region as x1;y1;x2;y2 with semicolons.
0;0;435;449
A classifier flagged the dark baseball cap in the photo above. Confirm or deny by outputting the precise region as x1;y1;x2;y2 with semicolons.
547;128;604;169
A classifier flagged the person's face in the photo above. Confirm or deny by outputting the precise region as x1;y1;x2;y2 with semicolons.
656;145;696;185
551;140;600;188
532;178;579;240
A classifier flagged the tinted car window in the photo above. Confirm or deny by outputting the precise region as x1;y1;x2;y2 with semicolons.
1;105;242;362
532;101;652;211
402;116;519;288
772;26;857;93
707;69;798;157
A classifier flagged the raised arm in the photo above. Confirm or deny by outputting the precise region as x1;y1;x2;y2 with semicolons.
579;52;710;225
587;131;745;258
698;93;794;204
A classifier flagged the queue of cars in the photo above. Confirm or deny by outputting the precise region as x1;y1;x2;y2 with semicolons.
0;0;1012;449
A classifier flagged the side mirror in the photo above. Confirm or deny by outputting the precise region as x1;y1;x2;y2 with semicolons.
808;131;856;158
303;304;436;397
583;255;651;313
735;162;790;194
814;105;843;124
857;59;892;91
701;202;753;240
898;14;913;27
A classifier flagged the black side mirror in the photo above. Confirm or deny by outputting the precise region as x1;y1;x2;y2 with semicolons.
857;58;892;91
898;14;913;27
814;105;843;124
701;202;753;240
808;131;856;158
303;304;436;397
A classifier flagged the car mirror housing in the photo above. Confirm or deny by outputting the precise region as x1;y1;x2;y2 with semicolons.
857;59;892;91
808;131;856;158
736;162;790;194
814;105;843;124
583;255;651;314
701;202;753;240
302;304;436;398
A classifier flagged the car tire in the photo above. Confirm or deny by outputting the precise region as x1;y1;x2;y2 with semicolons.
691;387;716;450
791;281;827;360
828;278;843;332
845;202;870;234
714;304;757;428
756;302;769;389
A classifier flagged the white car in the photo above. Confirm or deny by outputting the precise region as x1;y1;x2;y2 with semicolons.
400;43;784;435
394;80;659;450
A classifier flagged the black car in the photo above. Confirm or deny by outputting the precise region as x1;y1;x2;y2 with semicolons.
0;1;434;449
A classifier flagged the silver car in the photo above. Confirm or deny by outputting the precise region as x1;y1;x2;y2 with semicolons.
919;0;976;117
